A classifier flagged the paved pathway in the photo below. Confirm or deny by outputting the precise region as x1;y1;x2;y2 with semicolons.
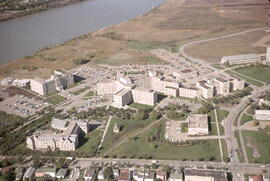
98;116;112;150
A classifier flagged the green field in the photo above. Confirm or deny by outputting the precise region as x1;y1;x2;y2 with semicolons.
129;102;154;110
234;65;270;84
101;118;155;154
240;113;253;126
211;63;225;70
128;41;179;53
83;90;95;98
225;70;263;87
110;121;222;161
210;123;218;135
221;139;229;162
234;130;245;162
242;130;270;164
45;95;67;105
70;86;90;96
216;109;229;122
76;129;103;157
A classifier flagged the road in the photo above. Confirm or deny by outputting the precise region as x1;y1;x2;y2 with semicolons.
214;108;224;162
98;116;112;150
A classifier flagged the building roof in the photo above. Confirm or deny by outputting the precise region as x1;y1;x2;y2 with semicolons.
222;54;261;61
35;167;56;174
188;114;208;129
31;77;45;83
119;169;130;181
56;168;67;177
184;169;227;181
51;118;67;129
115;88;131;96
24;167;35;178
255;110;270;115
249;175;263;181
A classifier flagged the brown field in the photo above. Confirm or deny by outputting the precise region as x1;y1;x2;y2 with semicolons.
185;30;269;62
0;0;269;81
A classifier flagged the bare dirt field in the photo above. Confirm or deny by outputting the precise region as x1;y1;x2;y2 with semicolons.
185;30;269;62
0;0;269;80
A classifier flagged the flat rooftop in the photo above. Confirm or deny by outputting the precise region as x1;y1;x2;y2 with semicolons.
184;169;227;181
222;54;261;61
115;88;131;96
188;114;208;129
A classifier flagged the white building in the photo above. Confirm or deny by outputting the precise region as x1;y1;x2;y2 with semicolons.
23;167;35;181
221;54;262;65
30;69;74;95
187;114;208;136
27;119;90;151
184;169;227;181
255;110;270;120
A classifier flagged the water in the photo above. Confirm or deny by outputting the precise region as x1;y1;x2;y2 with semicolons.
0;0;165;66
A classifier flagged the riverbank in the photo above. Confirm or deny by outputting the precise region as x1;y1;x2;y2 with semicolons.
0;0;87;22
0;0;269;81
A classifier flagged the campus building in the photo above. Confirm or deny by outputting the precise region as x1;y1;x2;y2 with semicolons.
97;77;157;107
254;110;270;120
26;119;89;151
184;169;227;181
187;114;208;136
221;54;262;65
30;69;74;95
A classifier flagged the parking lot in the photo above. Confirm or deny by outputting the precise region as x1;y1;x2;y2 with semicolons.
0;94;48;117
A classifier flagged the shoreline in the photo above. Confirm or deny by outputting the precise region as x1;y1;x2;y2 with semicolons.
0;0;90;22
0;0;166;67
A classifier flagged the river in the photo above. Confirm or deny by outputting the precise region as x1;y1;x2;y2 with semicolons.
0;0;165;66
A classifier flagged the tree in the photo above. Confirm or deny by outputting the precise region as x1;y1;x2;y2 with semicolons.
149;110;161;120
133;109;146;120
104;166;113;180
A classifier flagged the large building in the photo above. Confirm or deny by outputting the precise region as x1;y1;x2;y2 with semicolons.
30;69;74;95
196;76;245;99
184;169;227;181
26;119;89;151
221;54;262;65
187;114;208;136
178;87;200;99
255;110;270;120
97;77;157;107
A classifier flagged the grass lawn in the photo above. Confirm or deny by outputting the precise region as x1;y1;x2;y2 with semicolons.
83;90;95;98
242;130;270;164
240;113;253;126
234;112;241;127
221;139;229;162
110;121;221;161
76;129;103;157
234;130;245;163
70;86;90;96
225;70;263;87
101;118;156;154
210;123;218;135
128;41;179;53
211;63;225;70
129;102;154;110
216;109;229;122
219;124;224;135
45;95;67;105
234;65;270;84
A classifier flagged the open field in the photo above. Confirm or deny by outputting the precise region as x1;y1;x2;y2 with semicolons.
233;65;270;84
76;129;103;157
185;30;269;62
240;113;253;126
234;130;245;163
216;109;229;122
221;139;229;162
101;117;155;154
242;130;270;163
0;0;269;82
225;70;263;87
211;63;225;69
44;94;67;105
110;120;222;161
